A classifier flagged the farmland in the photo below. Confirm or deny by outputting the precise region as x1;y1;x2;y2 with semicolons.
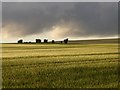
2;39;119;88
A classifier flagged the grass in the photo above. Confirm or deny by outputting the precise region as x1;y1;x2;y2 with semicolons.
1;39;119;88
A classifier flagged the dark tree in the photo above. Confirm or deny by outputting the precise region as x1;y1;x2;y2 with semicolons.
64;38;68;44
36;39;41;43
18;39;23;43
52;40;55;43
24;42;28;43
44;39;48;43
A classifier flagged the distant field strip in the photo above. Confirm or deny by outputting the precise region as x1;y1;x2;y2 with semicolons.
2;43;118;88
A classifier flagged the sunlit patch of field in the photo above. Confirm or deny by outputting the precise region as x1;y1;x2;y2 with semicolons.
2;40;119;88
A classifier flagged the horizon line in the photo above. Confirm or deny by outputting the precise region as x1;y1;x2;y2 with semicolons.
0;37;119;44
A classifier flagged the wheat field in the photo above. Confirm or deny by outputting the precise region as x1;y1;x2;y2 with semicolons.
2;39;119;88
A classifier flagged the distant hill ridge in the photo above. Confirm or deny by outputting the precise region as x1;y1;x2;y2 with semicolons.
68;38;118;44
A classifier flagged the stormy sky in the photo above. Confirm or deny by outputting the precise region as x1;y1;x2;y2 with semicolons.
2;2;118;43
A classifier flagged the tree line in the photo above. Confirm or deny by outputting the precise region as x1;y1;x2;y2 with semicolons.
18;38;69;44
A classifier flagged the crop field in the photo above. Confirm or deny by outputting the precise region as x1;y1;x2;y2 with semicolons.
2;39;119;88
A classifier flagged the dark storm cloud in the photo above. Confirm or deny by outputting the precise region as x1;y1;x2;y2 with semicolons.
2;2;118;38
63;2;118;37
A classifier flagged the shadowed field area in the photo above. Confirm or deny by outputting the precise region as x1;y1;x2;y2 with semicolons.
2;39;119;88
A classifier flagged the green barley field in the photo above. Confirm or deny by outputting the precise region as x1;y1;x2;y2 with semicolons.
2;39;119;88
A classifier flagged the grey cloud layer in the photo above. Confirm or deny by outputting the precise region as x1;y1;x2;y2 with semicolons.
2;2;118;38
2;0;119;2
